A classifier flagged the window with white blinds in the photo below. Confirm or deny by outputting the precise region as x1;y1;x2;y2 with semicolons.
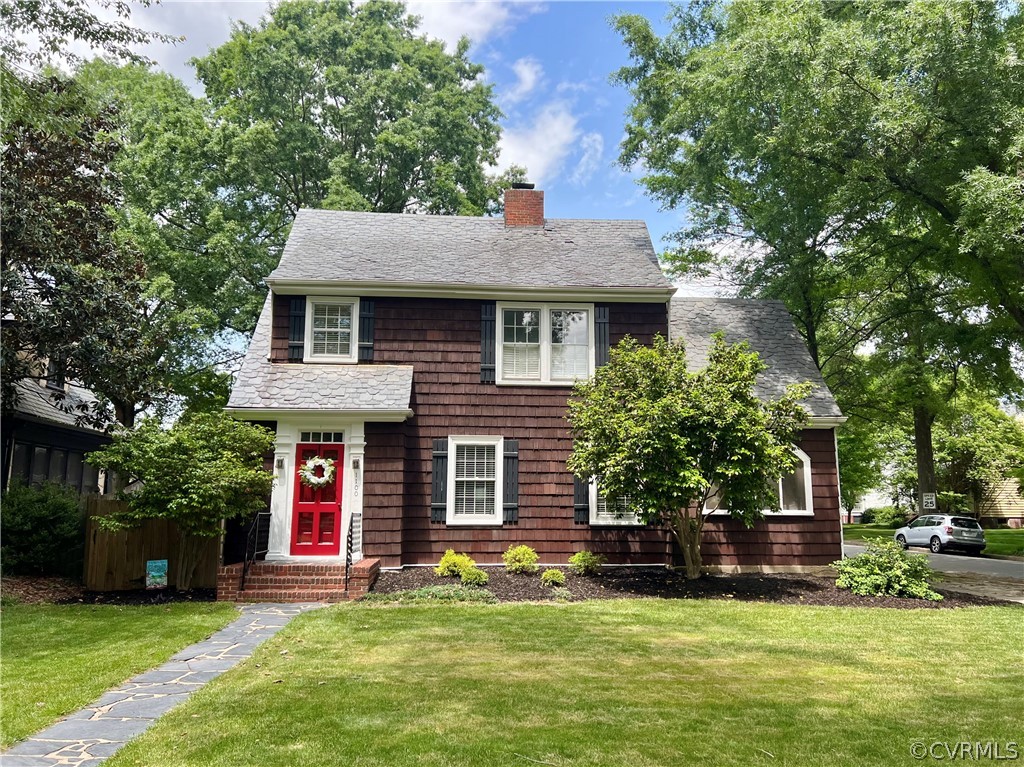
589;481;642;526
497;303;594;384
446;436;503;525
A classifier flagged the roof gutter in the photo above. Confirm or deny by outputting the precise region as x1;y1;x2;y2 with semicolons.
225;407;414;423
806;416;848;428
265;279;675;304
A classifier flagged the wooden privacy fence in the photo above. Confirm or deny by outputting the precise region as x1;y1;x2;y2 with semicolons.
83;496;219;591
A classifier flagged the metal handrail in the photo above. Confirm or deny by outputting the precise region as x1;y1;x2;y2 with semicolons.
239;510;271;592
344;509;354;591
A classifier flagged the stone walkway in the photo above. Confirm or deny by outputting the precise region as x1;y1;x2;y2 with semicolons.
936;573;1024;604
2;603;321;767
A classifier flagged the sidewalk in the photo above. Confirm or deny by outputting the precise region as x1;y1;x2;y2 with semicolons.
936;573;1024;604
2;603;321;767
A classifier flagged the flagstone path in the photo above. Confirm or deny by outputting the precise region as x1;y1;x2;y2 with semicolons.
2;603;321;766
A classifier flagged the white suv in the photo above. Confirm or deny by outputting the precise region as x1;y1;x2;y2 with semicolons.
894;515;986;555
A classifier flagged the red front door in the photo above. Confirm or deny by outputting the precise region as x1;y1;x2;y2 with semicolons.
291;443;343;556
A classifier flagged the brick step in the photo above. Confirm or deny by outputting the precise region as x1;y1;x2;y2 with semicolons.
242;577;349;588
245;565;348;577
236;589;353;603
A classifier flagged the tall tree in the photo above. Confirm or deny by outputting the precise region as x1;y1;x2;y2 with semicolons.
614;0;1024;510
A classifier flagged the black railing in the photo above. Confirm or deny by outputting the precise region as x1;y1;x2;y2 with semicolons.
344;509;354;591
239;510;271;592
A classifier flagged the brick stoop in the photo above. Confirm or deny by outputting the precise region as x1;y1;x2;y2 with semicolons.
216;559;380;603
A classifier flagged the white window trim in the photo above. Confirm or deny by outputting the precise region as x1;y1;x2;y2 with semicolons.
303;296;360;363
445;435;504;526
589;479;643;526
704;446;815;517
495;302;596;386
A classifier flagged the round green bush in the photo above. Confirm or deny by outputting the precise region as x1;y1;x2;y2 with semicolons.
434;549;476;577
502;544;539;574
833;540;942;600
1;481;85;577
540;568;565;587
460;567;489;586
567;550;606;576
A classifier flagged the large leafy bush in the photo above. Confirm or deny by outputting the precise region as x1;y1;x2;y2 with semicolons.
1;481;84;577
834;540;942;601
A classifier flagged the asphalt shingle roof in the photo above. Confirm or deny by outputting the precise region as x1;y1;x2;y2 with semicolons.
12;378;107;431
227;297;414;413
669;298;843;419
269;209;673;291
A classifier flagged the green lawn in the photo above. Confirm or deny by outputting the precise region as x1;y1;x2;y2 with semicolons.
1;602;237;746
109;600;1022;767
844;523;1024;556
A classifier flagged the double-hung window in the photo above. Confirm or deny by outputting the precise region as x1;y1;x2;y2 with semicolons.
704;446;814;516
446;436;504;525
304;296;359;363
497;303;594;384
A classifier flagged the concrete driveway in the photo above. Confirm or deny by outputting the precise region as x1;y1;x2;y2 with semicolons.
843;543;1024;580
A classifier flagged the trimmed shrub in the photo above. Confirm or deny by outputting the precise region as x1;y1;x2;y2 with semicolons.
1;481;84;577
568;550;606;576
540;568;565;587
502;544;539;574
460;567;489;586
833;540;942;601
434;549;476;577
549;586;573;602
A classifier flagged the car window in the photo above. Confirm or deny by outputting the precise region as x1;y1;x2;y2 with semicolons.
951;517;982;530
911;518;930;528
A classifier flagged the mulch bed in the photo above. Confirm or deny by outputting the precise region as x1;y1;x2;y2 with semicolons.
1;576;215;605
371;567;1017;609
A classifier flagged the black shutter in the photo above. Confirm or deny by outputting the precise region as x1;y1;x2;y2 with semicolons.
595;305;610;367
503;440;519;524
431;439;448;523
358;300;375;362
573;475;590;524
481;301;496;383
288;297;306;362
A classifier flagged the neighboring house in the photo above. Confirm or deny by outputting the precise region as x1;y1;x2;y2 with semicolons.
221;185;844;600
977;479;1024;527
2;375;108;493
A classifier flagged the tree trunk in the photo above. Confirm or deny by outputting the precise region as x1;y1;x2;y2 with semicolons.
913;404;937;514
175;532;209;592
671;511;703;580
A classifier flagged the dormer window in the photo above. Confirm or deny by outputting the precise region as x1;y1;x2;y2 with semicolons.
303;296;359;363
496;302;594;385
45;358;66;390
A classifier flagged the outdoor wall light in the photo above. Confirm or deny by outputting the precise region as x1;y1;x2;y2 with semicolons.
352;457;361;472
275;457;285;470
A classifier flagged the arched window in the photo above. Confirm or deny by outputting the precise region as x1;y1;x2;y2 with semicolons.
704;446;814;516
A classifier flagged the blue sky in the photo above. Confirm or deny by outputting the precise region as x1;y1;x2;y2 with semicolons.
102;1;688;254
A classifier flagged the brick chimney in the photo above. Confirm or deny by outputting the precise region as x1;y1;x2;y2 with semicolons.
504;182;544;227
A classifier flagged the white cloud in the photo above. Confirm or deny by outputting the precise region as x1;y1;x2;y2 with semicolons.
570;132;604;185
497;101;580;186
406;1;546;50
503;56;543;104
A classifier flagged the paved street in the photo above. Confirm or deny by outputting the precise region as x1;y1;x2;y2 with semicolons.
844;543;1024;579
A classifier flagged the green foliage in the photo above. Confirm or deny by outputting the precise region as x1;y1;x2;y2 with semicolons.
540;569;566;588
549;586;573;602
434;549;476;578
0;482;84;577
460;567;489;587
861;507;908;529
363;585;497;604
567;551;606;576
502;545;540;575
567;334;809;578
833;540;942;601
87;412;275;537
613;0;1024;513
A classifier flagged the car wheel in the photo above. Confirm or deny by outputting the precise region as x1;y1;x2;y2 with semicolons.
896;534;908;550
929;536;943;554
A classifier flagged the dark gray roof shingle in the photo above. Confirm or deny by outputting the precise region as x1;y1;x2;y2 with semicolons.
13;378;107;431
228;297;413;414
269;209;673;291
669;298;842;419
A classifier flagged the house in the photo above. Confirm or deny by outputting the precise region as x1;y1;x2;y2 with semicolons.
219;185;844;601
2;374;108;494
